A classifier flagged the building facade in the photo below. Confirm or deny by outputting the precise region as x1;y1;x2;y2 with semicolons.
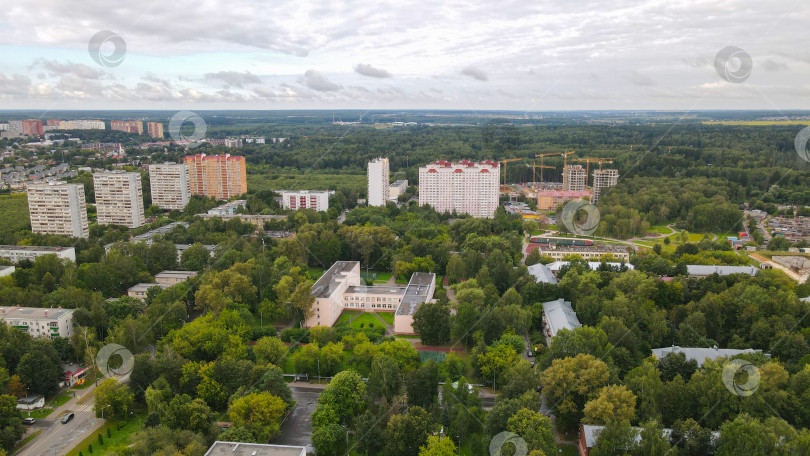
0;306;74;338
184;154;247;200
535;244;631;261
21;120;44;136
367;157;390;206
0;245;76;263
536;190;592;211
110;120;143;134
279;190;333;212
591;168;619;203
146;122;164;138
93;171;146;228
155;270;198;286
418;160;500;218
389;179;408;200
563;165;586;191
26;181;89;238
149;163;191;210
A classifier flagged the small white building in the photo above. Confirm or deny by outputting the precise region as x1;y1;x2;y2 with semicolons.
0;245;76;263
279;190;333;212
389;179;408;200
127;283;170;300
16;395;45;411
0;306;74;338
155;270;198;286
650;346;764;367
542;299;581;344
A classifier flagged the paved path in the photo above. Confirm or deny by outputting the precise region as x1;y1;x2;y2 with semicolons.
275;387;321;454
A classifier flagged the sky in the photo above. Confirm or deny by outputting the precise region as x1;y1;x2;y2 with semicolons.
0;0;808;111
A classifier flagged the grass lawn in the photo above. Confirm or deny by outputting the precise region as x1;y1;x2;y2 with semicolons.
375;311;394;326
396;334;420;339
0;193;30;234
648;225;674;234
65;409;148;456
372;272;392;283
335;310;363;325
559;444;579;455
13;430;41;453
337;312;384;330
26;408;54;419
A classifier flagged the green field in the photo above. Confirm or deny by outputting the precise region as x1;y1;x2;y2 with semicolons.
247;170;366;192
0;193;30;233
336;311;384;330
65;410;147;456
376;311;394;326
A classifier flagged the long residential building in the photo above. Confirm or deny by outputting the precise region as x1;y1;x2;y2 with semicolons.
367;157;390;206
110;120;143;134
308;261;436;334
563;165;586;191
418;160;500;218
149;163;191;210
651;346;764;367
93;171;146;228
26;181;89;238
146;122;164;139
279;190;333;212
534;244;631;261
184;154;247;199
0;306;74;339
591;169;619;203
0;245;76;263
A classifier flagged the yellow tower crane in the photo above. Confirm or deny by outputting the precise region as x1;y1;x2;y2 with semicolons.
534;153;560;184
526;162;555;186
560;151;577;188
498;158;523;186
573;157;614;187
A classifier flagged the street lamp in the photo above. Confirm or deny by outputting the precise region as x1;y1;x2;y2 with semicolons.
101;404;111;432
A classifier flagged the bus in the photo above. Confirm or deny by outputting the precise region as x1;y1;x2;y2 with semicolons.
529;236;595;247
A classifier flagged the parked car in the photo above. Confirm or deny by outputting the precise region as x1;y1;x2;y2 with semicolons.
22;418;35;425
527;350;534;357
61;413;74;424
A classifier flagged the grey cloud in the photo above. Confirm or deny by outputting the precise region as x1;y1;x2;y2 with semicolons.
354;63;392;78
627;70;656;87
461;66;488;81
300;70;341;91
204;70;261;88
0;73;31;97
142;73;174;88
31;59;105;79
761;59;788;72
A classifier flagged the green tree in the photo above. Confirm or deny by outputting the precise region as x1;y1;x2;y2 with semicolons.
253;336;287;365
16;350;60;396
228;392;288;442
419;435;458;456
446;255;466;284
367;356;402;403
505;408;556;455
0;394;23;452
312;423;345;456
583;385;637;425
407;360;440;410
318;370;366;424
590;420;639;456
539;354;609;430
163;394;213;435
385;406;433;456
180;243;210;271
93;378;134;419
632;420;672;456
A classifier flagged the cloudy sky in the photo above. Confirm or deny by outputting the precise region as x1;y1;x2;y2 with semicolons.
0;0;808;110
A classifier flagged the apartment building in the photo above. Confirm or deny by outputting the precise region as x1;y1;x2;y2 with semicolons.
26;181;89;238
308;261;436;334
93;171;146;228
21;120;44;136
279;190;333;212
389;179;408;200
536;189;592;211
591;169;619;203
367;157;390;206
127;283;170;300
58;120;105;130
149;163;191;210
184;154;247;199
418;160;500;218
155;270;198;286
0;245;76;263
563;165;586;191
0;306;74;338
110;120;143;134
146;122;164;139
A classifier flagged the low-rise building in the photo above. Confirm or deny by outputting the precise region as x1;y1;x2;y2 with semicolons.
155;270;198;286
174;244;217;262
542;299;581;343
0;265;14;277
389;179;408;200
279;190;333;212
16;395;45;411
536;190;591;211
206;200;247;216
127;283;170;300
130;221;189;245
527;263;558;284
651;346;764;367
0;245;76;263
0;306;74;338
204;441;306;456
535;245;630;262
685;265;759;277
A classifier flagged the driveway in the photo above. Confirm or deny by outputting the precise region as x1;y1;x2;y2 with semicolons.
276;387;321;452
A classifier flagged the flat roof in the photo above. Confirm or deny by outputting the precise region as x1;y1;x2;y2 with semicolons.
346;286;406;295
155;270;198;278
204;442;306;456
539;245;628;253
0;245;74;252
128;283;170;292
311;261;359;298
0;306;73;320
686;265;758;276
396;272;436;316
131;222;188;241
651;346;764;366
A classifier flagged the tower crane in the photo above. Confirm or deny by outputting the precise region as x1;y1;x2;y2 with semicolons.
498;158;523;186
534;153;560;184
573;158;615;187
526;162;555;185
560;151;576;188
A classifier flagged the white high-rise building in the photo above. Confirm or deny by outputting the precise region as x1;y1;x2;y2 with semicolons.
418;160;500;218
591;169;619;203
93;171;146;228
367;157;390;206
26;181;89;238
563;165;586;191
149;163;191;211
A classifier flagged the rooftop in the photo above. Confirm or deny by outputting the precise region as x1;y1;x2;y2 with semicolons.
155;270;198;279
527;263;558;284
0;245;73;252
686;265;759;276
538;245;629;253
542;299;581;336
545;261;635;272
0;306;73;320
311;261;359;298
651;346;764;366
127;283;170;293
204;442;306;456
396;272;436;316
131;222;188;242
345;286;406;295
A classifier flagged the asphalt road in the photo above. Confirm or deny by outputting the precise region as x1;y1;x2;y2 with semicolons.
276;387;320;453
16;399;102;456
